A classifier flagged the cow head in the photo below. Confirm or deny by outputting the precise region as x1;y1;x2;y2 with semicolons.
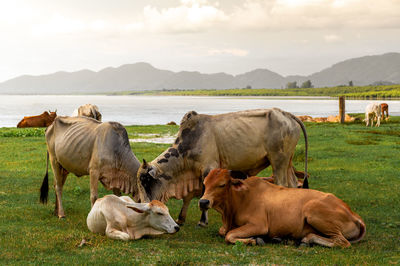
199;168;248;211
126;200;180;234
49;110;57;119
137;159;164;202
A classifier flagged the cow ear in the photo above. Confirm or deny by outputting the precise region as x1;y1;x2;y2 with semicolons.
149;168;157;178
230;178;247;191
142;159;148;168
126;202;150;213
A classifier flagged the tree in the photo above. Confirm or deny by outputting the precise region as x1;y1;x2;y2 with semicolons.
286;81;298;89
349;80;353;86
245;85;252;89
301;80;313;88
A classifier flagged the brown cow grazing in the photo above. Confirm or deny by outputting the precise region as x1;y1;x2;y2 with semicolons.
199;169;366;248
40;116;140;218
17;111;57;128
381;103;389;120
137;108;308;227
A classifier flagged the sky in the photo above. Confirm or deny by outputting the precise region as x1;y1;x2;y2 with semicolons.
1;0;400;82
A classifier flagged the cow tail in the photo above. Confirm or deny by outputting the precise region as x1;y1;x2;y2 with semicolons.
287;112;309;188
349;219;366;244
40;151;49;204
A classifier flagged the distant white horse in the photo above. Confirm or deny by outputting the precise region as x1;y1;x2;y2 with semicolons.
364;103;381;127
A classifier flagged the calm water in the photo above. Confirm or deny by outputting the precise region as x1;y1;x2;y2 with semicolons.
0;95;398;127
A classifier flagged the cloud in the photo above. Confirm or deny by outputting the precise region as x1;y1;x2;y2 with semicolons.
228;0;400;30
207;48;249;57
121;0;400;34
129;0;228;33
324;34;342;43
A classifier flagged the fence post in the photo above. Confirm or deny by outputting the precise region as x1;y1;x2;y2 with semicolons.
339;96;345;123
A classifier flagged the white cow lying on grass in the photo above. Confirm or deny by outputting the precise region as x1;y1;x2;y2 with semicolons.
364;103;381;127
87;195;180;240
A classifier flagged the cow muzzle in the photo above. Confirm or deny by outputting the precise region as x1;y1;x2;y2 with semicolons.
199;199;210;210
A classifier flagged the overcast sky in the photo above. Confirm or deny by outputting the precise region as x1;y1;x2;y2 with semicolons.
1;0;399;82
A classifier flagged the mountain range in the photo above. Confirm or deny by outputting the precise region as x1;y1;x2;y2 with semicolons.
1;53;399;94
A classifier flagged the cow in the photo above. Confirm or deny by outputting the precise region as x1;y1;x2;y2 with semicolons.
137;108;308;227
40;116;140;218
199;169;366;248
364;103;381;127
87;195;179;240
17;110;57;128
72;104;102;121
381;103;389;120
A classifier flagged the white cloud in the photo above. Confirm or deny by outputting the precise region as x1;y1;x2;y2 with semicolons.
208;48;249;57
130;0;228;33
228;0;400;31
324;34;342;43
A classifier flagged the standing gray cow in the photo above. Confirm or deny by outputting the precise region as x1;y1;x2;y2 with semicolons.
40;116;140;218
137;108;308;226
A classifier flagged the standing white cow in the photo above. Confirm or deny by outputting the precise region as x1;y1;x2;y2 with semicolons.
72;104;102;121
87;195;180;240
364;103;381;127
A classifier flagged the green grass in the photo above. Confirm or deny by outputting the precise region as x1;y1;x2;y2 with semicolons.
124;84;400;98
1;117;400;264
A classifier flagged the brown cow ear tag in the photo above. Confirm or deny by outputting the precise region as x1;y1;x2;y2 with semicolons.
231;179;247;191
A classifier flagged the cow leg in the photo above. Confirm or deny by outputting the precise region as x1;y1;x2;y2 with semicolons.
51;162;68;218
270;153;297;188
198;210;208;227
225;223;267;245
90;170;99;207
376;116;381;127
219;225;227;236
303;201;352;248
105;224;130;241
301;232;350;248
176;193;194;226
301;233;335;247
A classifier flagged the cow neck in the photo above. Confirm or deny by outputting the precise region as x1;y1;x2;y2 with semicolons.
113;148;140;195
153;149;188;176
222;187;248;231
215;187;236;232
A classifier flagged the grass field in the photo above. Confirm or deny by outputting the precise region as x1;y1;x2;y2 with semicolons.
124;84;400;98
0;117;400;264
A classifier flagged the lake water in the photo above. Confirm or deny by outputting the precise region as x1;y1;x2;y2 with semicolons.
0;95;398;127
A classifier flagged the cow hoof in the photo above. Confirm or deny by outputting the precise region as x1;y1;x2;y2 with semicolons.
271;237;282;243
256;237;266;246
197;221;208;228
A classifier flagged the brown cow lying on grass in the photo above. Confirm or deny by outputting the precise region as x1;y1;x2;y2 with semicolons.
199;169;366;248
17;111;57;127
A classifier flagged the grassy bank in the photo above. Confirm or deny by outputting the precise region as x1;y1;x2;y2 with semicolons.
124;84;400;98
0;118;399;264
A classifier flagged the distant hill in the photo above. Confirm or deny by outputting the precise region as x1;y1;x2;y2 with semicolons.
1;53;400;94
